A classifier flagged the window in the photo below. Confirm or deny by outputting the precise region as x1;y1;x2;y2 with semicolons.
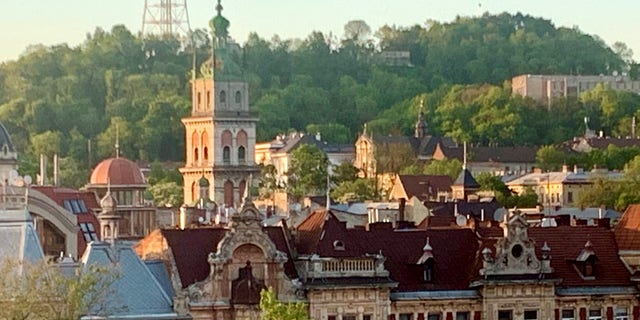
223;146;231;164
615;307;628;320
568;191;573;203
583;261;595;277
197;92;201;107
235;90;241;104
194;147;199;162
589;309;602;320
219;90;226;103
363;316;372;320
203;147;209;161
561;309;575;320
63;199;88;214
238;146;246;163
456;312;470;320
524;310;537;320
333;240;345;251
423;260;434;282
343;316;356;320
498;310;513;320
79;222;98;242
428;313;441;320
328;317;336;320
399;314;414;320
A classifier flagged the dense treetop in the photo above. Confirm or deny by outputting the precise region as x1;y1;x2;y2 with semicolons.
0;12;637;188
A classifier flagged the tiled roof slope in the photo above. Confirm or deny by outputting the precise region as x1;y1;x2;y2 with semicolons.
614;204;640;251
297;211;631;292
297;211;480;291
397;175;452;201
439;145;538;163
529;226;631;287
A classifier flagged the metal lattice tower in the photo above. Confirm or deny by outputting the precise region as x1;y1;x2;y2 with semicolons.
141;0;191;38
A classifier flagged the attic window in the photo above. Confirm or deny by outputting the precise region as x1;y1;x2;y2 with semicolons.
573;240;597;279
423;260;434;282
333;240;345;251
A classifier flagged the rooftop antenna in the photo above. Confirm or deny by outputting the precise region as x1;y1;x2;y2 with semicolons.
463;141;467;170
115;124;120;158
325;163;331;209
141;0;192;40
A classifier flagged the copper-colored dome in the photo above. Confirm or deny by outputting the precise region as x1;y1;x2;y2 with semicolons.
90;158;146;185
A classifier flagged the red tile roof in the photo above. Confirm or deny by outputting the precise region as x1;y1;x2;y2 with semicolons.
614;204;640;251
396;175;452;201
297;211;632;292
529;226;631;287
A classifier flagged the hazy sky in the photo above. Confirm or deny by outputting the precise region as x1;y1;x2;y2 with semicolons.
1;0;638;63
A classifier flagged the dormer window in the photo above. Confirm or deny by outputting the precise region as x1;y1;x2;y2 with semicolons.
333;240;345;251
417;237;435;282
573;240;597;279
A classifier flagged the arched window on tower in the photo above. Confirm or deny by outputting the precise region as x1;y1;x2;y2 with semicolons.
222;130;233;164
201;131;209;162
223;146;231;164
238;146;245;163
191;181;196;203
194;148;199;163
206;91;211;109
192;131;200;164
235;91;241;104
220;90;226;103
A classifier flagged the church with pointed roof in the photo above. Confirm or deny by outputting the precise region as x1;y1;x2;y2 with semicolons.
180;0;259;209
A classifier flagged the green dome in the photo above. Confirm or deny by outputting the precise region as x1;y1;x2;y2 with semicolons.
198;175;210;187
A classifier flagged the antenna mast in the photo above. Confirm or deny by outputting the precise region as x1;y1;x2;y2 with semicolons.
142;0;192;40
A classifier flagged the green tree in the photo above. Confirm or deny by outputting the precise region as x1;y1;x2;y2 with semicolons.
0;259;117;320
147;181;183;208
286;144;329;200
259;287;308;320
258;164;280;201
535;145;567;172
423;159;462;180
330;178;379;203
331;162;360;185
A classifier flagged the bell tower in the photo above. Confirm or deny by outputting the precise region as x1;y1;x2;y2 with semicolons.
180;0;259;208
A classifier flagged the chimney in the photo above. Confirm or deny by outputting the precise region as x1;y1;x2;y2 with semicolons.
179;205;187;230
398;198;406;222
555;214;571;226
595;218;610;228
562;164;569;173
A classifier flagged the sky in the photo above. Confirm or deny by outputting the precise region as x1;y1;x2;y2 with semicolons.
1;0;638;63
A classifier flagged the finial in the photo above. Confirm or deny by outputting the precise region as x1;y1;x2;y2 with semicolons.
216;0;223;16
243;174;253;203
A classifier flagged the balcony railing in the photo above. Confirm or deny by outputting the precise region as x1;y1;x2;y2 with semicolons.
298;254;389;280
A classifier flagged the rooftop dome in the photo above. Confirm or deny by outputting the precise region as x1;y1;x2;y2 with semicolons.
90;158;146;186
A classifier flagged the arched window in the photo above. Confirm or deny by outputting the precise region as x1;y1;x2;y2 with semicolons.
206;90;211;108
220;90;226;103
224;180;234;206
194;148;199;163
235;91;241;104
191;181;196;203
238;146;245;163
192;131;199;163
223;146;230;164
201;131;209;161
